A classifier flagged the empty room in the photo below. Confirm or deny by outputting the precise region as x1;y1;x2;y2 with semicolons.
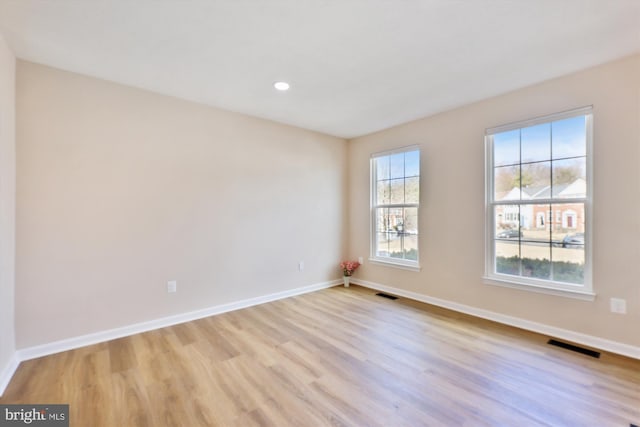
0;1;639;426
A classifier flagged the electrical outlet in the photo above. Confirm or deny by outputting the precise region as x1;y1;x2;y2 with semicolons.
358;257;364;264
167;280;177;293
298;261;304;271
610;298;626;314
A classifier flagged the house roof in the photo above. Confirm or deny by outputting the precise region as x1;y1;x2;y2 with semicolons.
498;178;586;201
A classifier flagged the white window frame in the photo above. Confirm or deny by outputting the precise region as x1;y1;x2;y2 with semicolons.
370;145;421;271
483;107;594;300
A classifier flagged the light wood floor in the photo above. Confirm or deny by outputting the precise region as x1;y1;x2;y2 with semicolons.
2;285;639;426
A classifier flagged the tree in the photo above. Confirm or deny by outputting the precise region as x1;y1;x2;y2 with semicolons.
495;161;584;195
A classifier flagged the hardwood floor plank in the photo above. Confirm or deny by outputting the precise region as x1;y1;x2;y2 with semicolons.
108;337;138;373
111;370;154;427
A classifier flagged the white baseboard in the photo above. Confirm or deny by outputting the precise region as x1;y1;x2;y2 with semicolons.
353;278;640;360
0;353;19;397
16;279;340;364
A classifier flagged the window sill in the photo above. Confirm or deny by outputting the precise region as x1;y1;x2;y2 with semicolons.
483;276;595;301
369;258;421;272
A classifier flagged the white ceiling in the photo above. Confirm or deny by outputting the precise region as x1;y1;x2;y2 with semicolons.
0;1;638;138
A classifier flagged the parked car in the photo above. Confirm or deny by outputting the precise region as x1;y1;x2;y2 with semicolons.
496;229;522;239
562;232;584;248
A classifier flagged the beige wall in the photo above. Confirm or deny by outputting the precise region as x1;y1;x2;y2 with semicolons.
348;55;640;347
13;54;640;351
0;36;16;374
16;61;348;348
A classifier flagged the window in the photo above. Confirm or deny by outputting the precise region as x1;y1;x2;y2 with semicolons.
371;147;420;269
485;107;592;297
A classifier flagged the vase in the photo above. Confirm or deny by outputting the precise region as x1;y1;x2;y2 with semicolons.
343;276;350;288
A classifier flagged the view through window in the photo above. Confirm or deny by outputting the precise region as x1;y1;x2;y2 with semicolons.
486;108;591;291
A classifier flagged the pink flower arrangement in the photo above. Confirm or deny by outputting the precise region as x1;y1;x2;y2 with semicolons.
340;260;360;276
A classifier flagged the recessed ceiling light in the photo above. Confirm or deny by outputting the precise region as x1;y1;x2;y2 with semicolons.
274;81;290;91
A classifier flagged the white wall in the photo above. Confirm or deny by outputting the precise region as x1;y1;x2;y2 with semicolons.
16;61;348;348
0;34;16;390
348;54;640;348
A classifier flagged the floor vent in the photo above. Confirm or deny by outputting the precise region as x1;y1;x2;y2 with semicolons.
547;339;600;358
375;293;398;300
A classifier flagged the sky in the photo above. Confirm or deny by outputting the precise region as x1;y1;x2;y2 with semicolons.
494;115;586;166
376;149;420;180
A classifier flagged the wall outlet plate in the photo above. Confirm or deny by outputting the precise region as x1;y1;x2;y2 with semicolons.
167;280;177;293
610;298;626;314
